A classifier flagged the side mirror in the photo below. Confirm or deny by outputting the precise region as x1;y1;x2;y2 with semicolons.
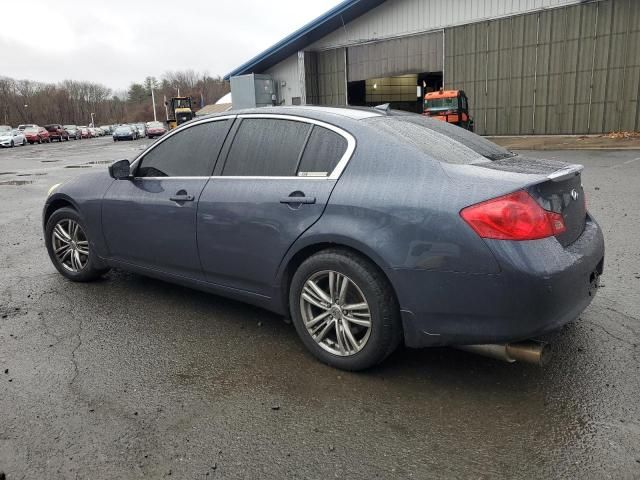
109;159;132;179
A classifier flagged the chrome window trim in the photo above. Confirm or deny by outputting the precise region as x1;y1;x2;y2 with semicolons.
129;114;237;176
129;113;357;181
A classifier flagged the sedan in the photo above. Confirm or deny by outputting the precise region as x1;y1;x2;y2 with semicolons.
145;121;167;139
45;124;70;142
112;125;137;141
79;127;91;139
0;129;27;147
24;126;50;144
64;125;82;140
43;107;604;371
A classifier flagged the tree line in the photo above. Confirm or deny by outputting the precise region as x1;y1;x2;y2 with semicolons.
0;70;229;127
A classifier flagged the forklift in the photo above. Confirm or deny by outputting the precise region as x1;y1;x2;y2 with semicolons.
166;96;194;130
423;89;474;132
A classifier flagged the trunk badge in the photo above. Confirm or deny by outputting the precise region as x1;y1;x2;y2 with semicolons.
571;189;579;201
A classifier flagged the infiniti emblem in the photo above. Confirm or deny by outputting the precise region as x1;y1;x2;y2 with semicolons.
571;189;579;201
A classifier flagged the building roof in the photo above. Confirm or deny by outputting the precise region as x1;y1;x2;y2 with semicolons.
196;103;232;116
224;0;386;80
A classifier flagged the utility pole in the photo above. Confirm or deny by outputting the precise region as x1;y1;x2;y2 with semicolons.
90;112;95;127
151;87;157;122
163;95;169;121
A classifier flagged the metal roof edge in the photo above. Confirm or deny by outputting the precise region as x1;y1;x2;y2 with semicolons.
224;0;385;80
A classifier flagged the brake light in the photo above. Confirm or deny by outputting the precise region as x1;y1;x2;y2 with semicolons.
460;190;566;240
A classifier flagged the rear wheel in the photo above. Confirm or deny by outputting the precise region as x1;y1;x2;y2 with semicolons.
10;140;14;148
45;207;110;282
22;139;26;146
289;249;401;371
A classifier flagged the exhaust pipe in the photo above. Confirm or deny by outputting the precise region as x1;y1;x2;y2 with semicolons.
455;341;550;366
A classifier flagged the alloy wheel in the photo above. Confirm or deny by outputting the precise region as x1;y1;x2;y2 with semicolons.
51;219;89;273
299;270;372;357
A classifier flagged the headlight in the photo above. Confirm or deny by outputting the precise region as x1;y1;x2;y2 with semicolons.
47;183;61;196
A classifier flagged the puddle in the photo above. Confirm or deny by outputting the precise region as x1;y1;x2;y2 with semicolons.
0;180;34;186
85;160;112;165
17;173;47;177
0;172;17;176
64;165;92;169
40;160;60;163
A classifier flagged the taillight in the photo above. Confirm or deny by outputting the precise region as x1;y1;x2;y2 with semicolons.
460;190;566;240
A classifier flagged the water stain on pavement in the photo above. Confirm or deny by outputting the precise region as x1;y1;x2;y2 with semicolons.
0;180;34;186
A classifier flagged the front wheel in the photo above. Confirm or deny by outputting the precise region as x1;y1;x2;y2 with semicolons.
45;207;110;282
289;249;402;371
10;140;14;147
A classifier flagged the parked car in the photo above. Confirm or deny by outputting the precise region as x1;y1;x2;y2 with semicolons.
112;125;137;141
88;127;99;138
79;127;91;139
0;125;12;133
0;129;27;147
99;125;112;135
145;121;167;139
135;123;147;138
44;124;70;142
42;107;605;371
18;124;38;131
64;125;81;140
24;126;50;144
128;124;140;139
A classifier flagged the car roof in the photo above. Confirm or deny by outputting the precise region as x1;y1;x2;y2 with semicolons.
199;105;386;124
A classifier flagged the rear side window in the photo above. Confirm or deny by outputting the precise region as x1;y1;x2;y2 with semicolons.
297;126;347;177
137;120;231;177
222;118;310;176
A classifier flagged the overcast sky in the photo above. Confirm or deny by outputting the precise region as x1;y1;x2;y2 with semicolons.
0;0;342;91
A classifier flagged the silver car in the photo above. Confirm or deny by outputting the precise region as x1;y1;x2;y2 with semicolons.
0;129;27;148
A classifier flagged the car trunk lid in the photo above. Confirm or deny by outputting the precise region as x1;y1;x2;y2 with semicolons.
473;156;586;247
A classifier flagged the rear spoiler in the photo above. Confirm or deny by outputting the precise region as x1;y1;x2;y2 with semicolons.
547;164;584;182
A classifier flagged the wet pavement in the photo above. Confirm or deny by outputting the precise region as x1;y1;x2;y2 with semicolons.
0;138;639;479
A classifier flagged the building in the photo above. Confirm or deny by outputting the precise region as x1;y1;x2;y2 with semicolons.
225;0;640;135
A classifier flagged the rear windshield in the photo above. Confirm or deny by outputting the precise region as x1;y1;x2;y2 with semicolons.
365;113;514;164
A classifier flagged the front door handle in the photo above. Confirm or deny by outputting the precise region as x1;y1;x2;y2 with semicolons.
280;196;316;205
170;194;195;202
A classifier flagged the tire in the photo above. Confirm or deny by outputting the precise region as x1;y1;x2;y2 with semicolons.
10;140;14;148
45;207;110;282
289;248;402;371
38;138;42;144
22;139;26;146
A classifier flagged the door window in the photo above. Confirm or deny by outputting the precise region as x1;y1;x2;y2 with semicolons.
297;126;347;176
222;118;311;176
137;120;231;177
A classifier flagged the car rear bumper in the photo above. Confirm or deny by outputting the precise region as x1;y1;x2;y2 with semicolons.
394;215;605;348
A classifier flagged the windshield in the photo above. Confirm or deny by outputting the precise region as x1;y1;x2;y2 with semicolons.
147;122;163;128
116;127;131;133
25;128;38;133
425;97;459;111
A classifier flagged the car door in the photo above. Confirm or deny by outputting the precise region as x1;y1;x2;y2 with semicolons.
102;117;234;280
197;115;354;297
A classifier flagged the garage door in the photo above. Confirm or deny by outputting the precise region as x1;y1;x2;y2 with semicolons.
305;48;347;105
347;31;444;82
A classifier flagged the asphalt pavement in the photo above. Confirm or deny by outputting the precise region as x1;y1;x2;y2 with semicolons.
0;137;639;479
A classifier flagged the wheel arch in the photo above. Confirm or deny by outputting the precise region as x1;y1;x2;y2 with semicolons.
43;195;79;228
277;237;400;318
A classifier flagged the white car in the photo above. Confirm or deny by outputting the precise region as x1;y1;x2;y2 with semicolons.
0;129;27;148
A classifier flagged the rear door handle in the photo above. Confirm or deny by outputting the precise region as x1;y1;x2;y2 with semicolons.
170;194;195;202
280;196;316;205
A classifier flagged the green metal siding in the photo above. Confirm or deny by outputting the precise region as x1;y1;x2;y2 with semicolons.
445;0;640;135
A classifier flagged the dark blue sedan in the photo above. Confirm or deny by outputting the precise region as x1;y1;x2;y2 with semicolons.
43;107;604;370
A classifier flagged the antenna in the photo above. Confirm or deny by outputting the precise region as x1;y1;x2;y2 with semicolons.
374;103;391;113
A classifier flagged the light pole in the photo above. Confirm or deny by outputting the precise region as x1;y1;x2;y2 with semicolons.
90;112;95;128
24;104;29;123
151;87;157;122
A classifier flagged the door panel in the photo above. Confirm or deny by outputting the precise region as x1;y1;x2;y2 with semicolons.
197;178;335;295
102;178;209;279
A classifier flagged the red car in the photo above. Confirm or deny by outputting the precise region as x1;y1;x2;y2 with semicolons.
145;121;167;139
24;126;51;144
80;127;91;139
44;124;70;142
